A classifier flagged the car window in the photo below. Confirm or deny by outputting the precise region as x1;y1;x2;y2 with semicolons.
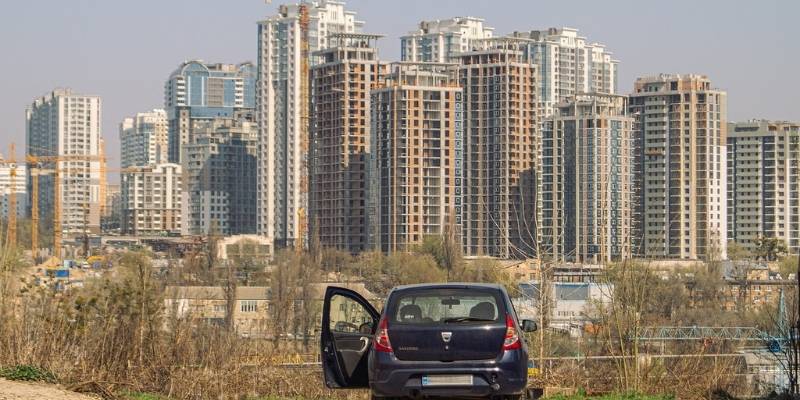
390;289;502;324
329;294;374;333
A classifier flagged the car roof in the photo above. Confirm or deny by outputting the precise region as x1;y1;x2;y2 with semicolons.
391;282;505;292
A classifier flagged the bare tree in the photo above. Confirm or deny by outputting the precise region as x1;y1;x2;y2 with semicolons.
595;260;655;392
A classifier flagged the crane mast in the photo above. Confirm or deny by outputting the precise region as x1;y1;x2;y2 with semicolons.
296;3;310;254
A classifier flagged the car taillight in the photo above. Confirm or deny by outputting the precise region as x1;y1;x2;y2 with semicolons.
374;316;393;353
503;314;521;351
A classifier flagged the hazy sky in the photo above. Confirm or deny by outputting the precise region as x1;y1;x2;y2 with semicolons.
1;0;797;176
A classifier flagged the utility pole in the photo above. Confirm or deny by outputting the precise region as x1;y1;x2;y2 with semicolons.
795;250;799;394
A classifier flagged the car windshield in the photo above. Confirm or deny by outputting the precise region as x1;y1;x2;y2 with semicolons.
390;288;503;324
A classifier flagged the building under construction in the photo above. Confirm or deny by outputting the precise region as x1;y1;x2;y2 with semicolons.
369;62;463;252
309;33;387;253
257;0;365;249
541;94;634;263
459;39;540;259
182;118;258;236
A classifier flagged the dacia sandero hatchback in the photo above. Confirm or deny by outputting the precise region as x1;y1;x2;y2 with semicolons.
321;283;537;399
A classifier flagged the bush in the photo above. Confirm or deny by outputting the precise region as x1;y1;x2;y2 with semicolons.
0;364;57;383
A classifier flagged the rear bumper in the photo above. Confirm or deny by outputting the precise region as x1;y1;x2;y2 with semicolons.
368;350;527;398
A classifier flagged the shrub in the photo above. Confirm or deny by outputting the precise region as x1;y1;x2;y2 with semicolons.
0;364;57;383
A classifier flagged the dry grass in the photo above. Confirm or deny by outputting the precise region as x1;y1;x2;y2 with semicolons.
0;259;367;400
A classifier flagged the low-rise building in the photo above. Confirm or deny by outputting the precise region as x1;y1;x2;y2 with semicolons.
163;282;377;338
215;235;273;262
516;280;612;337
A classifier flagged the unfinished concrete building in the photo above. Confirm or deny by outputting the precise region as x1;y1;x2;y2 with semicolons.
183;118;258;236
257;1;365;248
542;94;634;262
460;38;540;259
370;63;463;252
629;74;728;260
310;33;387;253
727;120;800;253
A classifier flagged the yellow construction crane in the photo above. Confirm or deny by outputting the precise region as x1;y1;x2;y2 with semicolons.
296;3;310;253
26;153;104;260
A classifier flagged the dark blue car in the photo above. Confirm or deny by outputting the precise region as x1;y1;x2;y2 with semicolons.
321;283;537;399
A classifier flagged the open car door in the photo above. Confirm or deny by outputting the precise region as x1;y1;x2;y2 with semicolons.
321;286;380;389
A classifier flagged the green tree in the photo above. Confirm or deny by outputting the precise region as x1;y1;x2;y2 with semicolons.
384;252;446;286
726;240;752;261
755;236;789;261
778;255;799;279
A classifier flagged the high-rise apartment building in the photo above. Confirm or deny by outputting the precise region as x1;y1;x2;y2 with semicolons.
460;39;540;259
629;74;727;260
310;34;387;252
400;17;494;63
510;28;618;117
26;88;104;236
121;163;182;236
727;120;800;253
370;63;463;252
0;155;26;219
120;109;168;168
542;94;634;262
183;119;258;236
101;183;122;232
165;61;255;163
257;0;364;247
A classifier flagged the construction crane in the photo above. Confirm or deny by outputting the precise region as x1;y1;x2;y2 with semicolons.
26;153;104;260
296;3;310;253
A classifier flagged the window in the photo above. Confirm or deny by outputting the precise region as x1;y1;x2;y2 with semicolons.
390;289;503;324
241;300;257;312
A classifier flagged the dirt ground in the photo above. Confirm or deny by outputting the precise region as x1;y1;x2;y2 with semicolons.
0;378;98;400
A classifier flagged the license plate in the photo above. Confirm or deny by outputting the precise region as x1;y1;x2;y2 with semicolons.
422;374;473;387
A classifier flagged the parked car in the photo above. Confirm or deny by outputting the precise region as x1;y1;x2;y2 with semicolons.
321;283;537;399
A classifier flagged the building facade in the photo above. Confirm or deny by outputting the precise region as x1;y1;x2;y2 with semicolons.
542;94;634;262
119;109;168;168
509;28;618;117
460;39;540;258
400;17;494;63
257;0;364;247
101;183;122;233
310;34;387;252
370;63;463;252
183;119;258;236
727;120;800;253
165;61;255;164
120;163;182;236
0;157;26;219
629;74;728;260
26;88;104;236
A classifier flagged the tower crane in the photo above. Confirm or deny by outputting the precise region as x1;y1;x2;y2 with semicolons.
296;3;310;253
26;153;104;260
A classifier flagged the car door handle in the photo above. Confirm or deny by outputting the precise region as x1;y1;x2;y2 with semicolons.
358;337;369;353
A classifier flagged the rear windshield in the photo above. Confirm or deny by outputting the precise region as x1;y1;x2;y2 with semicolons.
389;288;504;324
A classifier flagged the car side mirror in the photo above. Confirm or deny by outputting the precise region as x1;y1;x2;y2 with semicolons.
521;319;538;332
358;322;374;334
